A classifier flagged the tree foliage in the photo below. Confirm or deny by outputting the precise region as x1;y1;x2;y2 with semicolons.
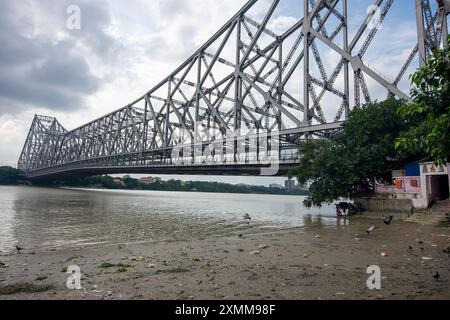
0;166;25;185
59;175;310;196
395;37;450;162
289;99;408;207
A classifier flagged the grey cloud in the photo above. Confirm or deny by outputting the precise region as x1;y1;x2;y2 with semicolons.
0;0;120;115
159;0;192;18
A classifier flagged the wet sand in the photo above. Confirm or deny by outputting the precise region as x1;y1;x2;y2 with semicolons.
0;218;449;300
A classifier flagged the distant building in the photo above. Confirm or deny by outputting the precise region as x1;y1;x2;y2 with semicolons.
374;161;450;209
237;183;251;187
139;176;162;184
285;179;297;190
113;177;124;185
269;183;284;189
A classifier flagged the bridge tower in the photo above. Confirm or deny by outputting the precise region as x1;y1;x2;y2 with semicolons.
416;0;450;66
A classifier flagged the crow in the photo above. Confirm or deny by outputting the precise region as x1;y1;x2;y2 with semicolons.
433;272;440;281
384;216;394;225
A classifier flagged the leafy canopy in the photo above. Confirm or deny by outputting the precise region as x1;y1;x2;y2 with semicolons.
396;37;450;162
289;99;408;207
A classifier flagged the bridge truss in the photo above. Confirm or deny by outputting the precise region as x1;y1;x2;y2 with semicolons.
18;0;449;179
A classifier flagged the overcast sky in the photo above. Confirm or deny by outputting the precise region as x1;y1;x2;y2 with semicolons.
0;0;429;186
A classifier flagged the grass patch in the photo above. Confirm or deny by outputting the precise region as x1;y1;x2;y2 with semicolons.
116;266;128;273
98;262;132;272
0;283;53;296
158;268;190;274
35;276;47;281
98;262;116;269
116;263;131;268
438;217;450;228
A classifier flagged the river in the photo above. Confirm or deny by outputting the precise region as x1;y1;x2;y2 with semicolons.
0;186;339;252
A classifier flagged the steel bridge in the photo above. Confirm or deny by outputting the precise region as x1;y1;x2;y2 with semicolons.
18;0;449;180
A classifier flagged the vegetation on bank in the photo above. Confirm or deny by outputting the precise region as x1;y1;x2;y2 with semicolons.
0;166;25;185
0;167;308;196
59;175;309;196
290;37;450;208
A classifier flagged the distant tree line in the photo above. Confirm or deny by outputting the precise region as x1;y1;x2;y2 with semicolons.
59;175;309;196
0;166;25;185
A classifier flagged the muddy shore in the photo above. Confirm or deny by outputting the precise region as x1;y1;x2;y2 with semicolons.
0;217;449;300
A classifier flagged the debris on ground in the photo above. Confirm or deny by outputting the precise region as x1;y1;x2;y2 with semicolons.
129;256;144;262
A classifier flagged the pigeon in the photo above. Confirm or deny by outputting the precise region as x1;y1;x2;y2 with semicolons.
433;272;440;281
384;216;394;225
366;225;376;235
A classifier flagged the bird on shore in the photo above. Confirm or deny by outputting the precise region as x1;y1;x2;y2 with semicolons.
366;224;376;235
15;245;23;253
443;247;450;255
384;216;394;225
243;214;252;224
433;272;440;281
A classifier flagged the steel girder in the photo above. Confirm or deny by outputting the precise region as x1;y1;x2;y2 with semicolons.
18;0;449;178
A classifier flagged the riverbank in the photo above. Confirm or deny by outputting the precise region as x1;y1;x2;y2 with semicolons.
1;218;449;300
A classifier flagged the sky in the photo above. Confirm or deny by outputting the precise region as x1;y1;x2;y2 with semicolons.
0;0;435;186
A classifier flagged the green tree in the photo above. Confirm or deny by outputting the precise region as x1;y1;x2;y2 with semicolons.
0;166;25;185
396;37;450;162
289;99;409;207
